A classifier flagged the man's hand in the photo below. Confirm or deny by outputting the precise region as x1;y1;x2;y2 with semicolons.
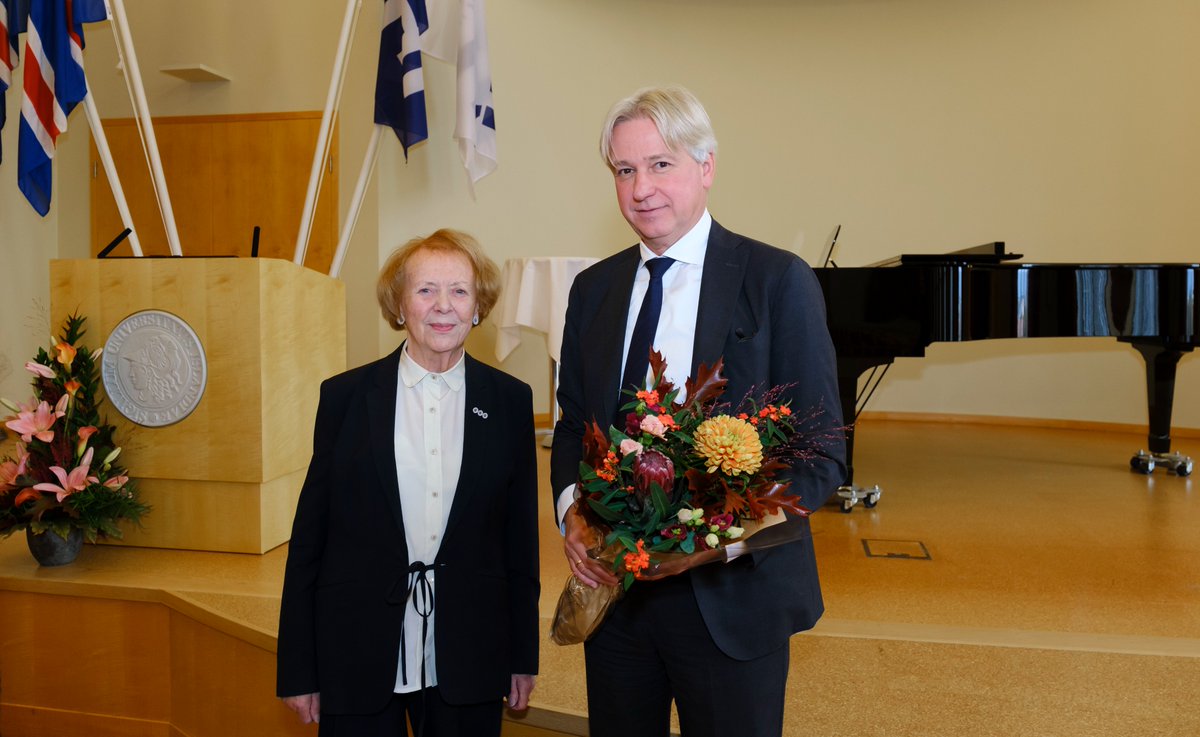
282;692;320;724
507;674;536;711
563;505;619;588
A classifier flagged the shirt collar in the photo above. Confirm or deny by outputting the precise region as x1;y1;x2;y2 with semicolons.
638;209;711;267
398;341;467;392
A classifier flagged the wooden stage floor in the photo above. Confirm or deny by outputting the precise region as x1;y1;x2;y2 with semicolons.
2;418;1197;736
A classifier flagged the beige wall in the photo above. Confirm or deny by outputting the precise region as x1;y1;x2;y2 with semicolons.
2;0;1197;429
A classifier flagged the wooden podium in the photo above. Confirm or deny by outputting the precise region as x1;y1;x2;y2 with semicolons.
50;258;346;554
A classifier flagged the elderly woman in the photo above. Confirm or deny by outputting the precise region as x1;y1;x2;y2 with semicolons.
277;229;539;736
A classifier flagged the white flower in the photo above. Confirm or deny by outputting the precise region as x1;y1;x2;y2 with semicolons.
677;508;695;523
619;438;644;457
727;526;745;539
705;533;720;548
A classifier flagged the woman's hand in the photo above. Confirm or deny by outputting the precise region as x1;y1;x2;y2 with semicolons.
282;692;321;724
563;505;619;588
507;674;536;711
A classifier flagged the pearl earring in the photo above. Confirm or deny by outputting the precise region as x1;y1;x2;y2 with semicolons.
472;314;480;326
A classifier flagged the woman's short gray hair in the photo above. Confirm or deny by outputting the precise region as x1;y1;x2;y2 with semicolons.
599;85;718;168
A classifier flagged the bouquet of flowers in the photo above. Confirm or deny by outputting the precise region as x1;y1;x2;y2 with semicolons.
1;314;149;548
550;351;840;644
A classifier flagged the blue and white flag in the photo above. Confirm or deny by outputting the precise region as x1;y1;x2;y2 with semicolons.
452;0;496;186
375;0;429;158
16;0;106;215
424;0;496;188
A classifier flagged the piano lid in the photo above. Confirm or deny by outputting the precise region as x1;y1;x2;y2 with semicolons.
868;241;1023;268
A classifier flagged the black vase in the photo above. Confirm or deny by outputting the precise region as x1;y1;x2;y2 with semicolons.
26;527;84;567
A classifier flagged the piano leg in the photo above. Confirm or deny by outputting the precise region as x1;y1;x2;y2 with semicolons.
833;358;887;511
1123;339;1194;477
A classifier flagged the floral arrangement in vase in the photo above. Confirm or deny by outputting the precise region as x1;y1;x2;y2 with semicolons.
1;314;148;564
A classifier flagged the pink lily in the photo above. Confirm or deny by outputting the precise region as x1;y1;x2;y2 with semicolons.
33;447;96;502
0;444;30;489
25;361;56;379
5;400;64;443
102;475;129;490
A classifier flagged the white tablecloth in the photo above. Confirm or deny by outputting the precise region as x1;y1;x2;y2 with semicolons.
493;256;598;363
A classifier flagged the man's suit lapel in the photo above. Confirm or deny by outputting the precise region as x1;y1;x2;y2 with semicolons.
366;346;407;536
589;247;641;424
693;221;747;371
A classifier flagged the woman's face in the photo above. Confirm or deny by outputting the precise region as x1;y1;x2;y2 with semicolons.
399;248;478;372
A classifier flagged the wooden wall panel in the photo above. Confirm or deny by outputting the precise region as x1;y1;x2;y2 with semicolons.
0;591;171;720
0;591;309;737
168;612;314;737
89;113;336;272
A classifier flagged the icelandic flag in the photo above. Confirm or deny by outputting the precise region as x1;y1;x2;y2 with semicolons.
424;0;497;188
375;0;429;158
0;0;27;164
17;0;106;215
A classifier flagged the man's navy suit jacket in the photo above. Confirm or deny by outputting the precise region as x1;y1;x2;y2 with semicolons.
551;220;847;660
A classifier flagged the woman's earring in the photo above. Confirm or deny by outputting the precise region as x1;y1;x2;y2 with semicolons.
472;314;480;326
398;315;405;326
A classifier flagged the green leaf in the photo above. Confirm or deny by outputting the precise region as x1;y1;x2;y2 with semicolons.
681;533;696;555
623;572;635;590
586;498;621;522
650;484;672;518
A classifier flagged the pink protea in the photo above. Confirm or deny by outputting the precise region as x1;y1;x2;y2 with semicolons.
632;449;674;500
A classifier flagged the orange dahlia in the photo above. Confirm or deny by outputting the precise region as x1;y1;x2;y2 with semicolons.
693;416;763;476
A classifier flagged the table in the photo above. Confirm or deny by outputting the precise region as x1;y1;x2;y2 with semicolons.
493;256;598;440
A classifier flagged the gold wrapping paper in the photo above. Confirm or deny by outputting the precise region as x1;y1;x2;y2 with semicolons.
549;512;801;645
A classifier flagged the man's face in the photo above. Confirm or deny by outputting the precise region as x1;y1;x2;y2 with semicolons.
609;117;714;255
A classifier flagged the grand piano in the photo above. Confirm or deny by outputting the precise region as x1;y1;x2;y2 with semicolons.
815;243;1198;511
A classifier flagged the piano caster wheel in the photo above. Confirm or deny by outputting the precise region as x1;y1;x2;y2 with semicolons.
1130;454;1155;475
835;485;881;513
1130;450;1193;476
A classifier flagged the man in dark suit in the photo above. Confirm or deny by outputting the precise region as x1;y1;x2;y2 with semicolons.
550;86;847;737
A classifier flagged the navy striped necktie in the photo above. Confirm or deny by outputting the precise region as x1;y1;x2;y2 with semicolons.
617;257;676;416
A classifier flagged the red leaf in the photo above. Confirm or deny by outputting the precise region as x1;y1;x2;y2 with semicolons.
648;350;677;402
582;420;610;470
684;358;728;408
744;481;811;519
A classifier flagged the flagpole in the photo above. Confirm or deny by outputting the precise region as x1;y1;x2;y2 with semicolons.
328;124;382;279
82;91;143;257
105;0;182;256
294;0;363;267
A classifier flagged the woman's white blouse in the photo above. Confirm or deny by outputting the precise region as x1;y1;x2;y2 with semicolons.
392;345;466;693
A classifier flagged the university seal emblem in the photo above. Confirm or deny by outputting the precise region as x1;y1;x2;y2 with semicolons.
101;310;207;427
